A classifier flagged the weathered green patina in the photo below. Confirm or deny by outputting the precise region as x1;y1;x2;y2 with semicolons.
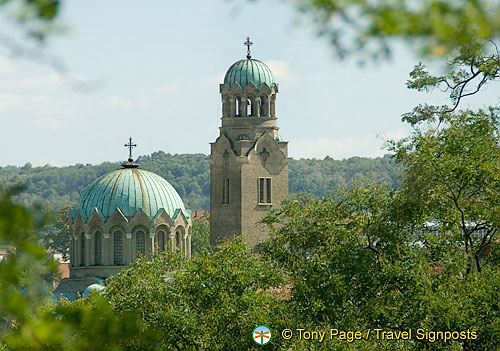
224;58;275;89
72;168;187;221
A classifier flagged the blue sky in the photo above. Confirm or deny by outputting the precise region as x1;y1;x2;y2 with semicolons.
0;0;499;166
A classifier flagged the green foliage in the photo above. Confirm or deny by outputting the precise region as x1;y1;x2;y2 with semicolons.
106;240;283;350
393;108;500;273
191;216;210;255
262;180;500;350
404;42;500;122
0;0;61;42
0;186;58;332
3;296;163;351
40;204;72;260
294;0;500;58
289;155;400;198
0;187;163;351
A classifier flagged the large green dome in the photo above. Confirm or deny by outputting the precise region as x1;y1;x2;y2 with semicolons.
73;168;187;221
224;58;275;89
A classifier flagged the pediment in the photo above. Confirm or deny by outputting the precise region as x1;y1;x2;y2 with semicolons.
229;82;243;92
73;211;86;226
258;83;272;94
87;208;105;225
245;82;257;93
172;209;190;226
211;134;236;166
130;209;153;227
250;133;288;175
106;208;129;225
153;208;173;226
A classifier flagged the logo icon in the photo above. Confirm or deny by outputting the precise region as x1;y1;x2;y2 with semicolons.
253;325;272;345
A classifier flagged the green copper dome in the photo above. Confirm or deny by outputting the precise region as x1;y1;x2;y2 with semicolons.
224;58;275;89
73;168;187;221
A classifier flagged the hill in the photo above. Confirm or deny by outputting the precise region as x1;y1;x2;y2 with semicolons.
0;152;401;210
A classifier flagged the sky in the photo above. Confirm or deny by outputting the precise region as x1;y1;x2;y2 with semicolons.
0;0;499;167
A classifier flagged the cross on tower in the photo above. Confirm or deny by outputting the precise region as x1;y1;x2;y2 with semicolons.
124;137;137;161
244;36;253;59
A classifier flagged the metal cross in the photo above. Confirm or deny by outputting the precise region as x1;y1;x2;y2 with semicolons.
244;36;253;59
124;137;137;159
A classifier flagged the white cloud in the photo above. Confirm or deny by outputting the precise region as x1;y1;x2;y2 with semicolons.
0;56;19;75
28;117;64;131
289;129;410;159
0;92;24;112
265;60;296;86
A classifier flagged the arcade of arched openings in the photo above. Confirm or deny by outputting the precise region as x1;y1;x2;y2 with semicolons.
69;208;191;278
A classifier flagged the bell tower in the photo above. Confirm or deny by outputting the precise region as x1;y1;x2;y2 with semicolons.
209;38;289;248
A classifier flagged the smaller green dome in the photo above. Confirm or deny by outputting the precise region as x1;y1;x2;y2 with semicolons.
224;58;275;89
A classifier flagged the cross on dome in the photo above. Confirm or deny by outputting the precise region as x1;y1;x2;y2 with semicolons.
124;137;137;162
244;36;253;59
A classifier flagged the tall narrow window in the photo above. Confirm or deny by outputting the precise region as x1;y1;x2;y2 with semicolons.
247;98;252;116
258;178;272;204
266;178;272;203
80;233;85;266
235;97;241;116
259;178;265;204
95;231;102;265
113;231;123;265
136;230;146;256
156;230;165;253
222;178;230;204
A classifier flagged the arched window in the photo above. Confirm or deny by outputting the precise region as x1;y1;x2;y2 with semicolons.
260;95;268;116
95;231;102;265
113;230;123;265
136;230;146;256
256;97;262;117
247;98;253;116
80;232;85;266
156;230;165;253
235;97;241;116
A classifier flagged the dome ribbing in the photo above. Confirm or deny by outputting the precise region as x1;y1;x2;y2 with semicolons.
74;168;186;220
223;59;275;89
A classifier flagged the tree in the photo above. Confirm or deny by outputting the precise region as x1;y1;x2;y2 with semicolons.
262;181;500;350
293;0;500;58
0;187;163;350
41;204;72;260
0;186;58;333
105;240;284;351
404;41;500;122
0;0;61;42
191;216;210;255
391;108;500;273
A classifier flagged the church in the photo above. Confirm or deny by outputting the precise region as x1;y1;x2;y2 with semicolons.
54;38;289;299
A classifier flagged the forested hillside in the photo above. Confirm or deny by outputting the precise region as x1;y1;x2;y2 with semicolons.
0;152;401;210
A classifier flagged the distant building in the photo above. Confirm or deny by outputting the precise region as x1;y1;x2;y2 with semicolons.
209;38;289;248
